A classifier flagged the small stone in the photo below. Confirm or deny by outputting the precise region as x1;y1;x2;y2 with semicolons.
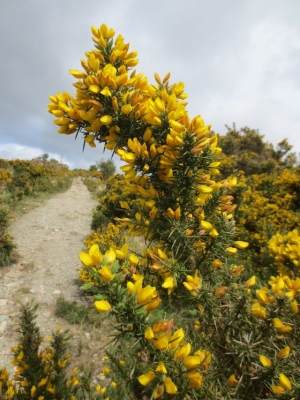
0;299;8;306
0;320;8;336
30;289;35;294
85;332;91;340
53;290;61;295
0;315;9;322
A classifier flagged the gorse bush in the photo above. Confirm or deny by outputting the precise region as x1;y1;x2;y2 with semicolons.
0;301;111;399
5;159;71;200
46;23;300;399
91;174;140;229
217;127;300;279
231;168;300;279
1;23;297;399
218;125;298;178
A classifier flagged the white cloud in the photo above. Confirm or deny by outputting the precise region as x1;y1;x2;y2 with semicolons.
0;143;66;165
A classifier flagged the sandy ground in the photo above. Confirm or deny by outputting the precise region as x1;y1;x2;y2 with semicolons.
0;178;109;381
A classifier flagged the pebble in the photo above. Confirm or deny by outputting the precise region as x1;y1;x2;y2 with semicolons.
0;320;8;336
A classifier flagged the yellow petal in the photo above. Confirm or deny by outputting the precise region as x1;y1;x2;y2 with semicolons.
228;374;238;386
259;355;272;368
187;370;203;388
94;300;111;313
138;370;155;386
70;69;86;79
279;373;292;391
278;346;290;359
164;377;177;394
155;362;167;374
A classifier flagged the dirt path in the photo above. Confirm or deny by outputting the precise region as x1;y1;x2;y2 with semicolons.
0;178;108;380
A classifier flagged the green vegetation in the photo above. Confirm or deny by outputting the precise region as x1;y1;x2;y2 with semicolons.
0;157;72;266
55;296;104;327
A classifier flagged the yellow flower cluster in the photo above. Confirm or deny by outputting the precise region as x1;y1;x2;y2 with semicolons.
51;24;300;399
268;229;300;276
140;322;210;396
234;169;300;277
0;167;12;187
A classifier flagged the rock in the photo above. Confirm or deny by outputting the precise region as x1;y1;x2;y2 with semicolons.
0;320;8;336
53;290;61;295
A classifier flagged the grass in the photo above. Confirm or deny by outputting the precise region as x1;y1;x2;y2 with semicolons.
55;296;105;327
83;177;104;194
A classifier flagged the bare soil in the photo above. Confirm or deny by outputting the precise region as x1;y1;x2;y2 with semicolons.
0;178;110;382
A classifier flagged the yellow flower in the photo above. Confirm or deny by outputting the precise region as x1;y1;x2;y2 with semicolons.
153;333;170;350
164;377;177;394
79;244;103;267
290;299;299;314
212;259;222;268
145;297;162;312
121;104;133;115
200;220;213;231
94;300;111;313
226;247;237;255
115;243;128;259
209;228;219;238
162;276;176;295
153;385;164;399
31;386;37;397
279;373;292;391
169;328;184;349
138;370;155;386
245;275;256;288
273;318;292;333
194;320;201;330
187;370;203;388
6;386;14;398
99;265;115;282
174;343;191;359
183;355;202;370
100;115;113;125
119;201;129;209
129;253;139;266
278;346;290;359
104;248;116;263
194;349;211;367
136;285;156;304
198;185;213;193
37;377;48;387
259;355;272;368
155;362;167;374
234;241;249;249
231;265;244;276
100;87;112;97
183;270;201;293
69;69;86;79
228;374;238;386
215;286;227;297
271;385;285;395
144;327;154;341
249;302;266;319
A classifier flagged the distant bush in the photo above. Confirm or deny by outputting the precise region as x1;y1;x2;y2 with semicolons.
0;158;72;266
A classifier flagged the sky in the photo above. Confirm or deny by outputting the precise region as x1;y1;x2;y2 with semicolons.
0;0;299;170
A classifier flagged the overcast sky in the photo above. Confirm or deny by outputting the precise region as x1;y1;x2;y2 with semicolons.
0;0;299;169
